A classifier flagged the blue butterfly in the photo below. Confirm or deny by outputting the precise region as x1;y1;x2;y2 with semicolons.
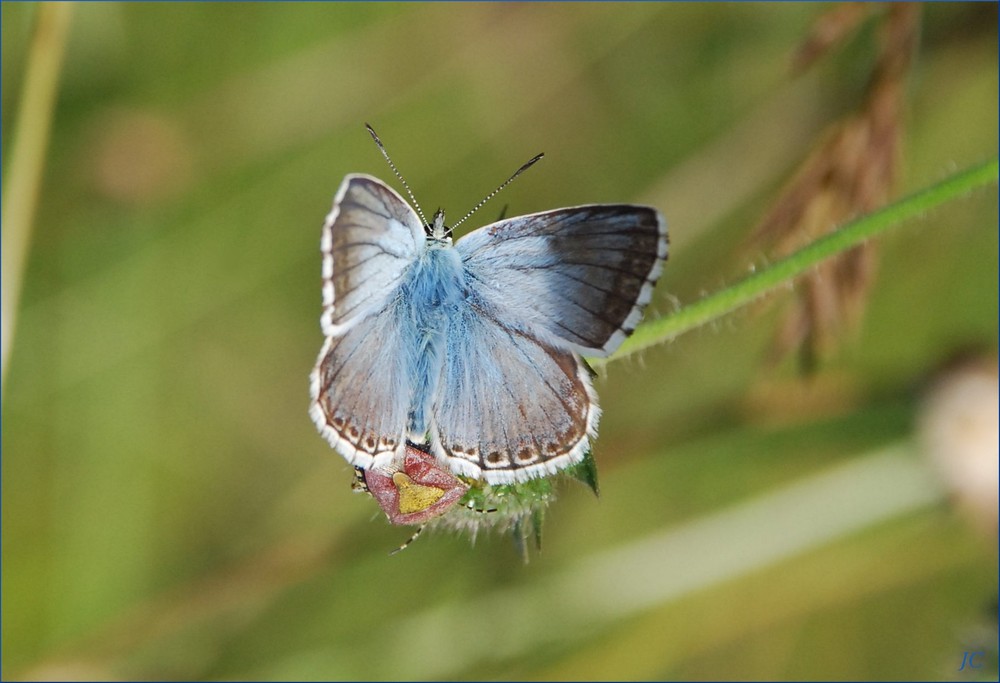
310;126;668;485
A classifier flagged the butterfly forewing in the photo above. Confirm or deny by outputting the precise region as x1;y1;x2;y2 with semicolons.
320;174;425;334
456;206;668;356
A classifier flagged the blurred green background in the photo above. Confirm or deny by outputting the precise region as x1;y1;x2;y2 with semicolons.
3;2;997;680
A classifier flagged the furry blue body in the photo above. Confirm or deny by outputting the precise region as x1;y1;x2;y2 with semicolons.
396;241;466;440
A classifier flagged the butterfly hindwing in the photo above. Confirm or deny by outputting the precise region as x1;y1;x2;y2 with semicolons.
456;206;668;357
429;287;598;485
310;282;416;470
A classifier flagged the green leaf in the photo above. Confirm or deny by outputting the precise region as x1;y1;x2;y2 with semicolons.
564;449;600;497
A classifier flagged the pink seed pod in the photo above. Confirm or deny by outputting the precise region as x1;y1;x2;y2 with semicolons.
363;445;470;526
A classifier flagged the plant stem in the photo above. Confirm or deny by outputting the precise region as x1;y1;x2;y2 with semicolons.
1;3;73;391
607;157;999;363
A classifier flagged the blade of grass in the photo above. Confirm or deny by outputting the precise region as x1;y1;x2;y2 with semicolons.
1;3;73;391
607;157;999;364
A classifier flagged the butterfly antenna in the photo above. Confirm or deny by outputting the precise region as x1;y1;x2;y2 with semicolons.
389;524;426;555
450;152;544;232
365;123;429;227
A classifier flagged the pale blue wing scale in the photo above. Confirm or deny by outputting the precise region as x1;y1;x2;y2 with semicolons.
320;174;425;335
455;206;668;357
428;288;599;485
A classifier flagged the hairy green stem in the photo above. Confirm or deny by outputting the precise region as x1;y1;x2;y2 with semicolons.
606;157;999;363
